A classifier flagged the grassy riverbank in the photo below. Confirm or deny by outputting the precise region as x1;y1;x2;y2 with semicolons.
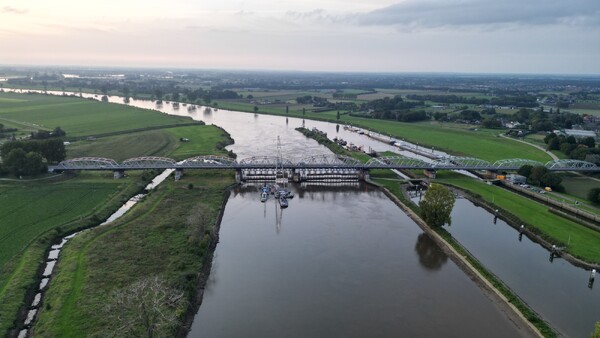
33;170;235;337
214;100;551;162
0;173;145;335
373;178;555;337
436;176;600;265
66;124;233;161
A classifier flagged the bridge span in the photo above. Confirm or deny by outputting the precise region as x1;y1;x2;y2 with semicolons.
49;155;600;182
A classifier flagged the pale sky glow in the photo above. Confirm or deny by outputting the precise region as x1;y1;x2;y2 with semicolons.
1;0;599;74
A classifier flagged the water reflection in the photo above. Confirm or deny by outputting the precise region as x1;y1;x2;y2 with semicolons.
415;233;448;270
190;183;526;338
447;197;600;337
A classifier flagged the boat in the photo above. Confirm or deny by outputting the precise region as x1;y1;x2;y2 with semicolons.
279;196;288;208
260;191;268;202
285;190;294;199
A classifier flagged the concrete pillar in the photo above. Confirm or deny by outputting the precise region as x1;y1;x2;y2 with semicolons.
113;170;125;179
424;169;437;179
361;170;370;181
235;169;242;183
174;169;184;181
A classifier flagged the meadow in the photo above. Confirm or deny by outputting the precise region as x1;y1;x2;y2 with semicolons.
0;92;194;138
66;125;231;161
0;93;233;335
0;173;142;335
33;170;235;337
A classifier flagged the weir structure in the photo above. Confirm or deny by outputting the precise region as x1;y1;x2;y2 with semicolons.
50;155;600;182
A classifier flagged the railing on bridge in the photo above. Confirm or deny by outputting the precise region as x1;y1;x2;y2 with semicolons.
180;155;237;168
121;156;177;169
52;156;600;172
54;157;119;170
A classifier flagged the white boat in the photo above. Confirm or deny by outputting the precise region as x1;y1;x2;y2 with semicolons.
279;197;288;208
260;191;268;202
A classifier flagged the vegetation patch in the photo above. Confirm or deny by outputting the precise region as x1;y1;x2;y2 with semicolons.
0;92;194;138
0;173;145;335
33;171;235;337
65;125;232;162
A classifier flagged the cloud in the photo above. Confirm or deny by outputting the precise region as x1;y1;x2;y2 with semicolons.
2;6;28;14
356;0;600;29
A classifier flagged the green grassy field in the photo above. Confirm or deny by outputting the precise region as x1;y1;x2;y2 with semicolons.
66;125;231;161
33;171;235;337
0;176;124;268
436;176;600;264
0;173;143;335
0;92;193;137
561;174;600;200
0;93;234;335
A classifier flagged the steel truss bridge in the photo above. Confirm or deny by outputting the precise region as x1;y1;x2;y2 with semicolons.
51;155;600;172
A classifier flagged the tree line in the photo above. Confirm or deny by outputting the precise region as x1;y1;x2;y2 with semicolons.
359;95;427;122
405;94;538;108
544;133;598;163
0;138;66;176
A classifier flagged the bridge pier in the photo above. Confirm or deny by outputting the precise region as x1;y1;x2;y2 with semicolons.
235;169;242;183
174;169;184;181
423;169;436;179
361;169;370;181
113;170;125;179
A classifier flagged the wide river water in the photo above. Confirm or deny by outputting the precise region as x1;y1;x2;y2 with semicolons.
6;89;600;337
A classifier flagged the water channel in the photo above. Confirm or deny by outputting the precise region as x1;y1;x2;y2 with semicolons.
6;89;600;337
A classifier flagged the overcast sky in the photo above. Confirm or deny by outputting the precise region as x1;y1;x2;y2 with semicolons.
1;0;599;74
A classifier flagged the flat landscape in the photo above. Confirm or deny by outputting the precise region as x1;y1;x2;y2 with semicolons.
0;92;194;138
0;93;233;335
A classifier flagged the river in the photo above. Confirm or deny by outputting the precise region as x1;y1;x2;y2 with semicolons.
6;89;599;337
189;183;525;337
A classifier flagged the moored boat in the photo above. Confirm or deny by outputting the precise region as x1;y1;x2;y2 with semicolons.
279;196;288;208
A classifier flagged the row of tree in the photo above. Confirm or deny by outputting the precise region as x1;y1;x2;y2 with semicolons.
544;133;599;164
405;94;538;108
0;138;66;176
517;165;563;190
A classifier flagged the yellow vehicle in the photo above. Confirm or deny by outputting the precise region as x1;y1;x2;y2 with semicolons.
544;187;552;192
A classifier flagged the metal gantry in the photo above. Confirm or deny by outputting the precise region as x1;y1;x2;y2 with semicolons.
180;155;237;168
51;155;600;172
298;154;361;168
54;157;119;170
121;156;177;169
492;158;544;170
545;159;599;170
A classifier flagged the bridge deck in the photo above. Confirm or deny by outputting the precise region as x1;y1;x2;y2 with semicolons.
49;156;600;172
